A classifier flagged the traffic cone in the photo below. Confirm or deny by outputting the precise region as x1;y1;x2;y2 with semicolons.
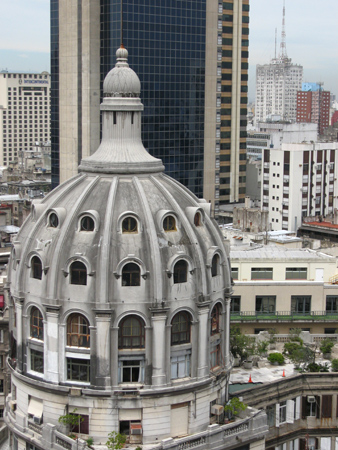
248;374;253;383
282;369;285;377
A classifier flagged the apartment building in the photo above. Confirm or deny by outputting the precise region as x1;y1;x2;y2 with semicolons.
297;85;330;135
261;141;338;231
230;245;338;335
0;72;51;166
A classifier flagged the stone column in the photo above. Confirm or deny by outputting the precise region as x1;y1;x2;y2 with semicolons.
224;298;231;367
94;310;112;388
111;326;119;387
14;297;24;373
151;311;168;386
45;305;60;383
197;304;210;379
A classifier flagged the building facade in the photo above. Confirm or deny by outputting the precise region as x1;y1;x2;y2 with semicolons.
230;245;338;335
0;72;51;167
255;59;303;123
51;0;250;212
261;142;338;232
296;85;330;135
2;47;268;450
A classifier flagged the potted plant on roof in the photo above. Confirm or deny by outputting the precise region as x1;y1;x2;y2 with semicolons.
230;326;249;366
224;397;247;422
320;339;334;360
243;337;257;369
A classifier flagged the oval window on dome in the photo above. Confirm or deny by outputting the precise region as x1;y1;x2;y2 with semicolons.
122;216;138;233
48;212;59;228
194;212;202;226
163;215;176;232
80;216;95;232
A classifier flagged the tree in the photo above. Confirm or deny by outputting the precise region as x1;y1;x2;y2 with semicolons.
58;408;84;438
106;431;126;450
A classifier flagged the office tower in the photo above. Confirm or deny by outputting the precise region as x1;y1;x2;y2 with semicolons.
255;3;303;123
296;83;330;135
51;0;249;212
0;72;51;166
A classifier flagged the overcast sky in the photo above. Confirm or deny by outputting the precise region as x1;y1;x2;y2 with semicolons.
0;0;337;103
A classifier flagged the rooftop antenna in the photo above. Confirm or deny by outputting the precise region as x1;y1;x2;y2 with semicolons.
274;28;277;59
121;0;124;47
280;0;287;59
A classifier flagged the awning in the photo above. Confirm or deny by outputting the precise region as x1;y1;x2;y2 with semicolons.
28;397;43;418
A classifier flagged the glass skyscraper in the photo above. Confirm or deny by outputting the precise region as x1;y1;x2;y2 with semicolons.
51;0;249;212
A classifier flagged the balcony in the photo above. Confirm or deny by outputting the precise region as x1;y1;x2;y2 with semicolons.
230;311;338;322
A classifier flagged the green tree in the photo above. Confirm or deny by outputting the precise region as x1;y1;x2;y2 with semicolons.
106;431;126;450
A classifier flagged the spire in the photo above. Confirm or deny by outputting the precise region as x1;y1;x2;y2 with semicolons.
279;0;287;60
79;48;164;175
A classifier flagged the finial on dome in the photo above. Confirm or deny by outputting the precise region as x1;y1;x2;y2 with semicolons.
116;45;129;65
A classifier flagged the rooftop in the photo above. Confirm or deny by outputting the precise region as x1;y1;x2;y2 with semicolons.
230;245;335;262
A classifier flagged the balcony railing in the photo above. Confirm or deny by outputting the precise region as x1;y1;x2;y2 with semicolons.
230;311;338;322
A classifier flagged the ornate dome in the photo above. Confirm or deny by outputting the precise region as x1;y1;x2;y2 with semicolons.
7;47;232;447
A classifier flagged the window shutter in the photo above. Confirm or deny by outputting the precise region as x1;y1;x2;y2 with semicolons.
299;439;306;450
301;397;307;419
275;403;280;427
321;395;332;419
295;397;301;420
81;415;89;434
294;439;299;450
287;400;295;423
316;396;320;419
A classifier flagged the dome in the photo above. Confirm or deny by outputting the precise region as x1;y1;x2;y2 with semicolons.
7;48;233;447
103;46;141;97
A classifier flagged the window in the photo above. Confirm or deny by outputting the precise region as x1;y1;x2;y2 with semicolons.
326;296;338;313
119;358;144;383
163;215;176;232
31;256;42;280
48;212;59;228
30;349;44;373
286;268;307;280
119;315;145;349
210;344;221;369
291;296;311;314
251;268;273;280
231;297;241;314
210;304;221;335
302;396;319;418
80;216;94;231
0;380;3;393
31;307;43;340
256;296;276;314
231;267;238;280
171;312;191;345
279;401;287;423
71;414;89;434
171;354;190;379
173;260;188;284
194;212;201;226
70;261;87;285
211;254;220;277
122;216;138;233
122;263;140;286
67;358;90;382
266;405;275;427
67;314;90;347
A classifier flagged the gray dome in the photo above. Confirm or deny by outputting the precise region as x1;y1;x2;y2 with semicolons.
103;46;141;97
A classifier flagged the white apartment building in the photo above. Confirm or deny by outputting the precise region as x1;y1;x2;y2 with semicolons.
255;58;303;123
231;245;338;335
261;141;338;232
0;72;51;166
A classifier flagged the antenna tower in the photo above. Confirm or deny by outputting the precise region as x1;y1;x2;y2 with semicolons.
280;0;287;60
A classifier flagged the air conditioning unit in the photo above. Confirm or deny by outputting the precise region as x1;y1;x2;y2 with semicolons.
130;423;142;435
307;396;316;403
33;416;42;425
10;400;17;411
211;404;224;416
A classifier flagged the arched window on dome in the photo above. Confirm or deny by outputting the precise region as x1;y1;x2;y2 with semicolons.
210;303;221;335
31;307;43;340
173;260;188;284
31;256;43;280
122;263;140;286
80;216;95;231
211;254;220;277
118;315;145;349
210;303;223;370
122;216;138;233
70;261;87;285
163;215;176;232
67;314;90;348
171;311;191;379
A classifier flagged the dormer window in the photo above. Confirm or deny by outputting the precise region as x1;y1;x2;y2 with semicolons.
31;256;42;280
70;261;87;285
80;216;95;231
163;215;176;232
122;217;138;233
173;260;188;284
122;263;140;286
48;212;59;228
211;254;220;277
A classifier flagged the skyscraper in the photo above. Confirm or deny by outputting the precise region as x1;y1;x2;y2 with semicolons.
296;83;330;135
51;0;249;212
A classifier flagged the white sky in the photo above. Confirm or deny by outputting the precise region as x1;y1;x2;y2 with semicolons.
0;0;337;102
